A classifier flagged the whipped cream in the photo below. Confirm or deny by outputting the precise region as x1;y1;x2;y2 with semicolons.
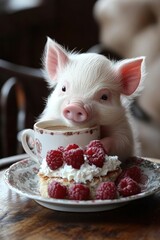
38;155;121;183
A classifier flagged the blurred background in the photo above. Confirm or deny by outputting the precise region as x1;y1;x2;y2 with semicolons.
0;0;98;67
0;0;160;160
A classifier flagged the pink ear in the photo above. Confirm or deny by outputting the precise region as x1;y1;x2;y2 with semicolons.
117;57;145;95
44;38;69;81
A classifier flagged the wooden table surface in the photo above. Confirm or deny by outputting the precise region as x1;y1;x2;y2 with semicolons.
0;156;160;240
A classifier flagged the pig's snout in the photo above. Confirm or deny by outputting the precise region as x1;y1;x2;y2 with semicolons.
63;104;88;123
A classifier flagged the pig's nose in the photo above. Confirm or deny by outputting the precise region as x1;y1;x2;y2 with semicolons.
63;104;87;122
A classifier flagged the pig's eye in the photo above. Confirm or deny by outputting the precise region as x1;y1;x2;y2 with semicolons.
62;86;66;92
101;94;108;101
97;89;110;103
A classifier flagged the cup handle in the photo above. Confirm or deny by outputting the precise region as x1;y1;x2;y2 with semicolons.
21;129;38;162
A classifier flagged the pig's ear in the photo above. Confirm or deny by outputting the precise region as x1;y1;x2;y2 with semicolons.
44;37;69;81
115;57;145;95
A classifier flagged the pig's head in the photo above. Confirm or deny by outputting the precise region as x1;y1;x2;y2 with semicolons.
41;38;145;128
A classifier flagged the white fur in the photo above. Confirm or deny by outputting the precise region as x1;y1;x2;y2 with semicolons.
40;38;145;161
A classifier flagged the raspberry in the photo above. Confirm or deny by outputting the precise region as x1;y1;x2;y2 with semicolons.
86;139;108;154
65;143;79;151
58;146;65;152
46;150;63;170
64;148;84;169
116;166;142;185
96;182;117;200
117;177;141;197
124;166;142;183
87;140;104;149
85;147;105;167
48;181;67;199
68;184;90;200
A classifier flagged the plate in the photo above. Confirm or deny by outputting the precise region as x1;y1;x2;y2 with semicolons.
4;157;160;212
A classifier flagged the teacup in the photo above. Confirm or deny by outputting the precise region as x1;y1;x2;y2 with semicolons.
21;120;100;163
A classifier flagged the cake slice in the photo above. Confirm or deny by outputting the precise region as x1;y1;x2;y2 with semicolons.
38;140;122;200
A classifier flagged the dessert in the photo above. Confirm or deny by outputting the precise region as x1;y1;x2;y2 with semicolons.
38;140;122;200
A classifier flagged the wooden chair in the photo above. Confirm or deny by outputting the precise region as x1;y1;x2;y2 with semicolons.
0;59;49;158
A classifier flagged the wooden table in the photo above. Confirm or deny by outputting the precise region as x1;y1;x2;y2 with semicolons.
0;155;160;240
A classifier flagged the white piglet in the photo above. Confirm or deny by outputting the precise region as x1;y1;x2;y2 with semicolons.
40;38;145;161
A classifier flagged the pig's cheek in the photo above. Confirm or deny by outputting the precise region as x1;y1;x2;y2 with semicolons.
51;91;67;115
83;103;100;126
57;89;66;97
84;103;93;118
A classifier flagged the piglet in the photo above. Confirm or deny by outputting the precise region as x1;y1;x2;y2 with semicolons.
40;38;145;161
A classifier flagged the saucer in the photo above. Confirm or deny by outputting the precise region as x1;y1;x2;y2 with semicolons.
4;157;160;212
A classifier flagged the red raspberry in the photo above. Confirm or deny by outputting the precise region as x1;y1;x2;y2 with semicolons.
116;166;142;185
65;143;79;151
124;166;142;183
58;146;65;152
86;139;108;154
87;140;104;149
85;147;105;167
117;177;141;197
48;181;67;199
68;184;90;200
96;182;117;200
46;150;63;170
64;148;84;169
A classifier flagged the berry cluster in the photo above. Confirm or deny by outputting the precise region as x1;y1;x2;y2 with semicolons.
48;181;90;200
46;140;106;170
48;180;118;200
47;165;142;200
95;166;142;199
45;140;143;200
